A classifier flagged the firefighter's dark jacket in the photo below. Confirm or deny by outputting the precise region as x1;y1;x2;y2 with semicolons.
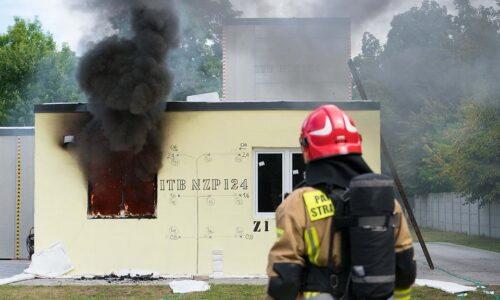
266;186;416;300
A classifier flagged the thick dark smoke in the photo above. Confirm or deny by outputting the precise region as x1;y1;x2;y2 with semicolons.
76;0;179;181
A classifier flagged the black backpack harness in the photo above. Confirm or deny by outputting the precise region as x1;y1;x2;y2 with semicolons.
301;174;400;300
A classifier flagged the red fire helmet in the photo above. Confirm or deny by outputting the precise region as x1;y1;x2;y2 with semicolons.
300;105;362;163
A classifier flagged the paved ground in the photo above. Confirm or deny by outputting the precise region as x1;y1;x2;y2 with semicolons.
0;259;29;280
414;242;500;285
1;242;499;286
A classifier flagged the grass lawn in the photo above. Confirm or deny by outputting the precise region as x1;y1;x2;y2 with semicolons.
412;227;500;253
0;285;499;300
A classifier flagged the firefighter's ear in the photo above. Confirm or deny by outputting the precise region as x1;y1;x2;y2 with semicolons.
300;137;309;147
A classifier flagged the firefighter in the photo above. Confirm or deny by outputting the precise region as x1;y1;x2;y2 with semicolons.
266;105;416;300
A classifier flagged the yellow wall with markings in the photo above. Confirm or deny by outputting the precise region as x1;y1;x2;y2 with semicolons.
34;103;380;276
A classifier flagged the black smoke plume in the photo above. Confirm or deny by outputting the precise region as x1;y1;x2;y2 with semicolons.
76;0;179;181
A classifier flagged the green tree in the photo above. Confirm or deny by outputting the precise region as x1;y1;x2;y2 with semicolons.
353;0;500;198
106;0;241;100
422;101;499;205
354;1;458;193
0;17;82;126
168;0;241;100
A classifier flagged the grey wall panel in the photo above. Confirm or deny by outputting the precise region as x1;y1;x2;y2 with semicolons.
224;26;256;101
470;202;479;235
425;198;430;227
438;197;445;230
479;203;490;237
415;198;421;225
445;195;453;231
452;198;461;232
20;136;34;258
0;132;34;259
425;198;431;227
492;204;500;238
414;193;500;238
0;137;17;258
432;199;438;229
223;18;351;101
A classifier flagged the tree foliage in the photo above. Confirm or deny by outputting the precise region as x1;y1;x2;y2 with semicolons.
106;0;241;101
169;0;241;100
353;0;500;204
0;1;240;125
0;18;82;126
424;101;500;205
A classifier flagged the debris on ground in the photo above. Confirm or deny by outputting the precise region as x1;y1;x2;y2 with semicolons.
168;280;210;293
78;273;160;283
415;279;477;294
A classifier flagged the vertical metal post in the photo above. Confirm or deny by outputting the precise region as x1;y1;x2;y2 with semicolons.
432;196;434;228
452;196;455;232
460;196;463;233
426;198;428;227
15;137;22;259
468;202;471;236
418;197;421;224
478;203;481;236
438;196;440;230
348;59;434;269
489;202;492;237
418;199;422;224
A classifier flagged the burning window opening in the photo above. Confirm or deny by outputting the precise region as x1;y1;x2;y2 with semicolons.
88;150;157;219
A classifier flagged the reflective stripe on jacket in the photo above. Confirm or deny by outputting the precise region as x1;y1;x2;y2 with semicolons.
266;187;414;299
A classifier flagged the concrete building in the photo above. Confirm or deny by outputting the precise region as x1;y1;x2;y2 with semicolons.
222;18;351;101
34;101;380;276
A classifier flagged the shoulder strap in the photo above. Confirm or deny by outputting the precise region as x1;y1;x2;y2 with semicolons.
326;187;349;270
326;187;353;298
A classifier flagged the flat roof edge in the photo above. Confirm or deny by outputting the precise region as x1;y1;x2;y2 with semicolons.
34;101;380;113
0;127;35;136
223;17;350;26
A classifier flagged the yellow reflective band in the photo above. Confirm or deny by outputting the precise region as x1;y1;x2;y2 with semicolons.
310;228;320;264
303;191;334;221
304;227;320;265
304;291;319;299
304;230;312;257
394;287;412;300
276;228;284;242
394;287;412;295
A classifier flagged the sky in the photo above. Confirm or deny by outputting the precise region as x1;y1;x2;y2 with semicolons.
0;0;496;56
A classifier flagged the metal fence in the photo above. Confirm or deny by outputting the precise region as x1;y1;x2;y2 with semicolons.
412;193;500;238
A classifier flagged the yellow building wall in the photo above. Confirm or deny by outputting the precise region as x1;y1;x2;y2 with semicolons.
34;107;380;276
